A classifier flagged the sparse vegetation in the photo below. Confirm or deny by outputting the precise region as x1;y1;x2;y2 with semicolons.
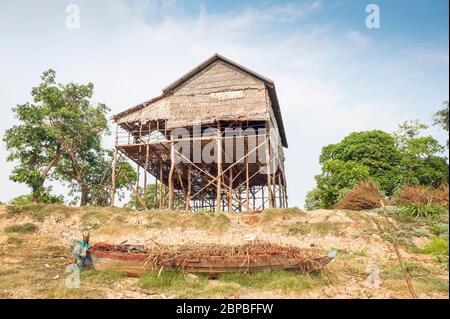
145;210;231;233
397;203;447;219
0;204;448;298
4;223;38;234
6;236;24;246
139;270;209;297
218;270;331;291
260;207;303;223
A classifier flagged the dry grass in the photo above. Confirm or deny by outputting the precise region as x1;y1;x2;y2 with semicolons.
0;204;448;299
394;184;449;208
336;181;383;211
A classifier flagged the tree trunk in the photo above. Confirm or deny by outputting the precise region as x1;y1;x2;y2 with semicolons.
80;184;89;206
31;191;39;203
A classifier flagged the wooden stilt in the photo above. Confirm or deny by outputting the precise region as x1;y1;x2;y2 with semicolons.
143;145;149;210
228;168;233;212
262;186;265;210
245;156;249;211
186;164;191;211
153;176;158;209
265;129;273;208
168;140;175;210
216;124;222;212
111;124;119;206
278;172;284;208
159;160;163;209
136;163;141;209
272;167;277;209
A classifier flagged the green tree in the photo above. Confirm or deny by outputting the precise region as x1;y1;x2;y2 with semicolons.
394;120;448;186
319;130;403;195
433;101;449;147
4;69;133;206
39;73;111;205
4;70;63;202
305;160;370;209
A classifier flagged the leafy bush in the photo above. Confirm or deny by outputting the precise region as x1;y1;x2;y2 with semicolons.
305;160;370;209
398;203;447;219
336;180;383;210
306;125;448;209
9;193;63;205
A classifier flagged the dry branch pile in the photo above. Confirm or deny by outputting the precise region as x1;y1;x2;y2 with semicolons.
336;180;383;211
394;183;449;208
90;241;330;274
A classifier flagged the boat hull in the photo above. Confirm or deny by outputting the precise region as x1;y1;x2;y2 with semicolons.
88;243;334;277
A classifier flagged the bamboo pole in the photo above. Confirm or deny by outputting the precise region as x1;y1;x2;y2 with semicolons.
265;130;273;209
111;124;119;206
262;186;265;210
185;164;191;211
216;124;222;212
271;159;277;208
153;175;158;209
181;139;266;201
228;168;233;212
143;145;149;210
278;172;284;208
159;159;163;209
245;156;250;211
168;140;175;210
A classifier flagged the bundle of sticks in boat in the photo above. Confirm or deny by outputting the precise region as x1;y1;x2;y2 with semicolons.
140;241;326;272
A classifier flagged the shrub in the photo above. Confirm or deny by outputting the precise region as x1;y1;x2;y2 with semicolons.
9;193;64;205
431;184;449;208
393;183;449;208
336;180;383;211
400;203;447;219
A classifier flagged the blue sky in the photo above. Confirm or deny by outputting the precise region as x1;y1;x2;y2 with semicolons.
0;0;448;207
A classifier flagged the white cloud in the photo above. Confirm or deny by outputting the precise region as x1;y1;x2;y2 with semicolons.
0;0;447;207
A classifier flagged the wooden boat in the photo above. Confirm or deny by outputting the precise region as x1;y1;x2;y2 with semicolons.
88;242;336;277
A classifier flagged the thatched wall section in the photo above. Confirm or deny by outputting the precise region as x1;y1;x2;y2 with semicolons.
116;61;270;129
116;96;170;125
168;60;270;128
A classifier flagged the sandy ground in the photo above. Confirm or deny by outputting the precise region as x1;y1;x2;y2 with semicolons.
0;205;448;299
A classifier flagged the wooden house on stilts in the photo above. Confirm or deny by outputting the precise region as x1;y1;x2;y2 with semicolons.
111;54;288;212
